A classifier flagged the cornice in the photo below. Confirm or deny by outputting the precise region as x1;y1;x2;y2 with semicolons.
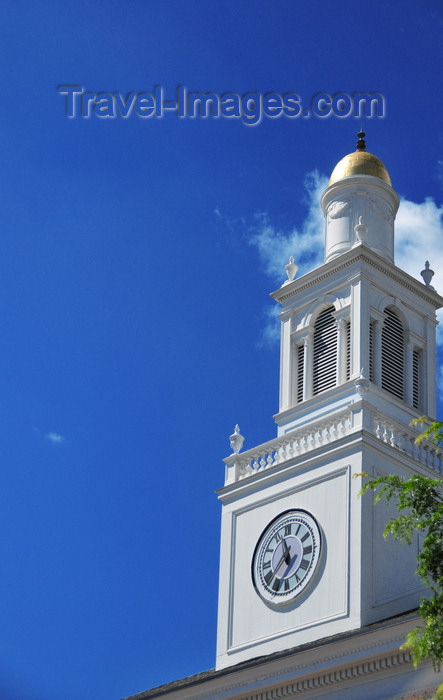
127;615;434;700
197;651;412;700
271;247;443;310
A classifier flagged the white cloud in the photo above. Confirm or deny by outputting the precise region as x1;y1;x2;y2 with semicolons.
248;171;327;283
257;304;281;348
395;197;443;323
45;432;65;445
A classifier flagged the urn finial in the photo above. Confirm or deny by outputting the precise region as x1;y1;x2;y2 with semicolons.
420;260;435;288
282;256;298;286
229;425;244;454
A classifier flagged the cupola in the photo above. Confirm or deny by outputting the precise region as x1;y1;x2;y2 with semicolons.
321;132;399;263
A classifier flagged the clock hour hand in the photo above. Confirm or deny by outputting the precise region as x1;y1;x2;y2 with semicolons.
282;538;291;565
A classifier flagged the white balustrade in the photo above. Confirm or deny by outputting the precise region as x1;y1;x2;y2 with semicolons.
373;414;442;473
226;408;442;484
231;411;352;482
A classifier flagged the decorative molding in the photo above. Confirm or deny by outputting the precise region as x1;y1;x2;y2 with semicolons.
189;651;413;700
327;198;352;219
273;249;442;309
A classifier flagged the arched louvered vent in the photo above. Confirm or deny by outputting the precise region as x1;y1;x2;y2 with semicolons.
313;306;337;395
297;344;304;403
381;307;404;401
413;349;421;410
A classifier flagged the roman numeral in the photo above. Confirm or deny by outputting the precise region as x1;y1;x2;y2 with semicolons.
263;560;272;570
303;545;312;555
301;531;310;543
299;558;310;571
272;577;281;592
284;524;292;536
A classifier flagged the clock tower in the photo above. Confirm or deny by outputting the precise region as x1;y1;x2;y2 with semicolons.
215;133;442;671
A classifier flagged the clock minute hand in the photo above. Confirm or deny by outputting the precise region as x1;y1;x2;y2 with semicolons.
272;553;287;577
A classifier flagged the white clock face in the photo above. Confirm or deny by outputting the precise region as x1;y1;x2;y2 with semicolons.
252;510;321;606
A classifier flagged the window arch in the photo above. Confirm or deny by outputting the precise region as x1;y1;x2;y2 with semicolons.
381;307;404;401
313;306;337;396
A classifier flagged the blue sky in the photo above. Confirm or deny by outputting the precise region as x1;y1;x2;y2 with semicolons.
0;2;442;699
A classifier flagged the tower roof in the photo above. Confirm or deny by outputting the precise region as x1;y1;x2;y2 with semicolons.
328;132;392;186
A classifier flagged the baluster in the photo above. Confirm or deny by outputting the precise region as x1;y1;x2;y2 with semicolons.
426;448;433;470
280;443;287;462
389;427;396;448
375;418;382;440
413;441;420;461
326;422;333;442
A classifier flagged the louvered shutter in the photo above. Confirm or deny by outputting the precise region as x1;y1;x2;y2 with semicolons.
412;349;420;410
313;306;337;395
381;308;404;400
369;321;374;382
297;344;304;403
346;321;351;381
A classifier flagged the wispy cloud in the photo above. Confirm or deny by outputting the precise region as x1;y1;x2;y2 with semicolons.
45;432;65;445
248;171;327;283
395;197;443;307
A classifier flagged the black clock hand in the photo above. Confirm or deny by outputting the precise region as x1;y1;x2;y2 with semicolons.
282;538;291;565
272;552;287;577
265;554;285;592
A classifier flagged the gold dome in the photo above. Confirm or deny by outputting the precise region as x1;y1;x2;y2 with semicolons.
328;133;391;186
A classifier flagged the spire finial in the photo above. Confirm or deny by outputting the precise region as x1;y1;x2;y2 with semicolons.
356;130;366;151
